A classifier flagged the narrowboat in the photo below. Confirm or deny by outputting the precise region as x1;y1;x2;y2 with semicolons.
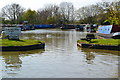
75;24;86;31
34;24;55;29
60;24;75;29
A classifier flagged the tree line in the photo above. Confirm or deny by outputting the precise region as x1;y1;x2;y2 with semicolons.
1;1;120;25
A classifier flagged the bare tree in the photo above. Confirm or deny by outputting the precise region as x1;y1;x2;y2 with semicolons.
37;8;52;24
1;3;25;23
77;4;103;19
59;2;75;24
37;4;60;24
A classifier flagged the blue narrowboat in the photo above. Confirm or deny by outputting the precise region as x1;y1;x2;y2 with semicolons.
34;24;55;29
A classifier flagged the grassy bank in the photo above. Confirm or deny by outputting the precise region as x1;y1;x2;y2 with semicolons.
77;39;119;46
0;39;44;46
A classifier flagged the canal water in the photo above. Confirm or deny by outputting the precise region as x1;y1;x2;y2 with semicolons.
1;29;119;78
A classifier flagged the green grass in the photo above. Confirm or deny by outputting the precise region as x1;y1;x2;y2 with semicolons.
0;39;44;46
77;39;120;46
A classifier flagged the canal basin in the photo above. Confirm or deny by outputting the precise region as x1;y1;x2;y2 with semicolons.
1;29;119;78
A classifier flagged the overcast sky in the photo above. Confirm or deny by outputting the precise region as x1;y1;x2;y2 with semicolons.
0;0;116;11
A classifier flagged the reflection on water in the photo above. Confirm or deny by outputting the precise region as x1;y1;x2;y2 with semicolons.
2;49;44;77
3;54;22;74
79;47;119;56
78;47;119;64
1;29;119;78
84;51;95;64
